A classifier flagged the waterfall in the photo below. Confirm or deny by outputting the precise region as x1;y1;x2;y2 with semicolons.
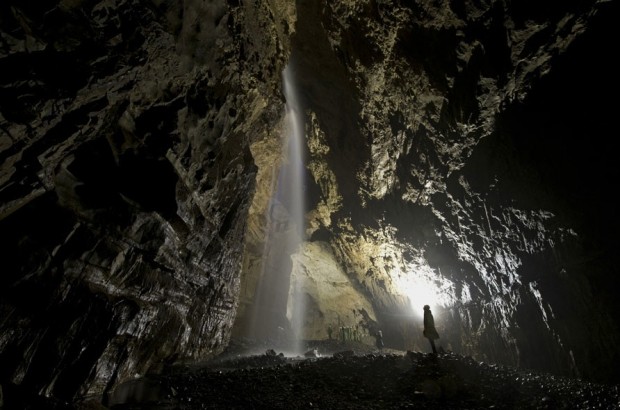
282;66;305;240
282;63;306;354
244;63;306;355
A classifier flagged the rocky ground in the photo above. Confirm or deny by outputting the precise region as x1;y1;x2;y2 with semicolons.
4;339;618;409
99;339;620;410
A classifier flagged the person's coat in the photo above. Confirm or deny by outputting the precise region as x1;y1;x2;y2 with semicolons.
423;308;440;340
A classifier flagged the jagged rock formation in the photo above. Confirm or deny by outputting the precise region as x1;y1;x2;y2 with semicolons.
278;0;620;384
237;0;620;386
0;0;618;407
0;0;293;405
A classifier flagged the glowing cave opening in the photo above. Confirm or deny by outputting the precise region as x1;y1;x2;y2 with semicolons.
395;263;460;320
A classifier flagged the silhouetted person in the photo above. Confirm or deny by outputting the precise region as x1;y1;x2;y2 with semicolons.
327;324;333;340
423;305;440;354
375;329;384;350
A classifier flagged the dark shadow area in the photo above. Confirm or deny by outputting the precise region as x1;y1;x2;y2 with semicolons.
497;1;619;241
107;348;620;409
455;0;620;384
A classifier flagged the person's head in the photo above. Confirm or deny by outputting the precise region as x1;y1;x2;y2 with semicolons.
423;305;430;311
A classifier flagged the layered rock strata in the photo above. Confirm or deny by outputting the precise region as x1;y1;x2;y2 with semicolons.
0;0;293;404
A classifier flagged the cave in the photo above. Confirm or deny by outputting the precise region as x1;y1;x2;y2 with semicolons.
0;0;619;408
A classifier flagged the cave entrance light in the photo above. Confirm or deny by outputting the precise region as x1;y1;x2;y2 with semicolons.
396;261;459;320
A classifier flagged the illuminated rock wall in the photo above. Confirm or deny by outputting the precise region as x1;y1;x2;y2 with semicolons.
277;0;619;383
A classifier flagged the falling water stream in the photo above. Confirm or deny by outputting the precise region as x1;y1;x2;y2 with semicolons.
282;64;307;354
245;63;307;355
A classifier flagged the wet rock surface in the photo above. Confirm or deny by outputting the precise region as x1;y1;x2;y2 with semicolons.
106;343;620;410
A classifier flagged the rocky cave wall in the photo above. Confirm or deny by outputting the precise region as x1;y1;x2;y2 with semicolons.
1;0;619;406
271;0;619;384
0;0;294;404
